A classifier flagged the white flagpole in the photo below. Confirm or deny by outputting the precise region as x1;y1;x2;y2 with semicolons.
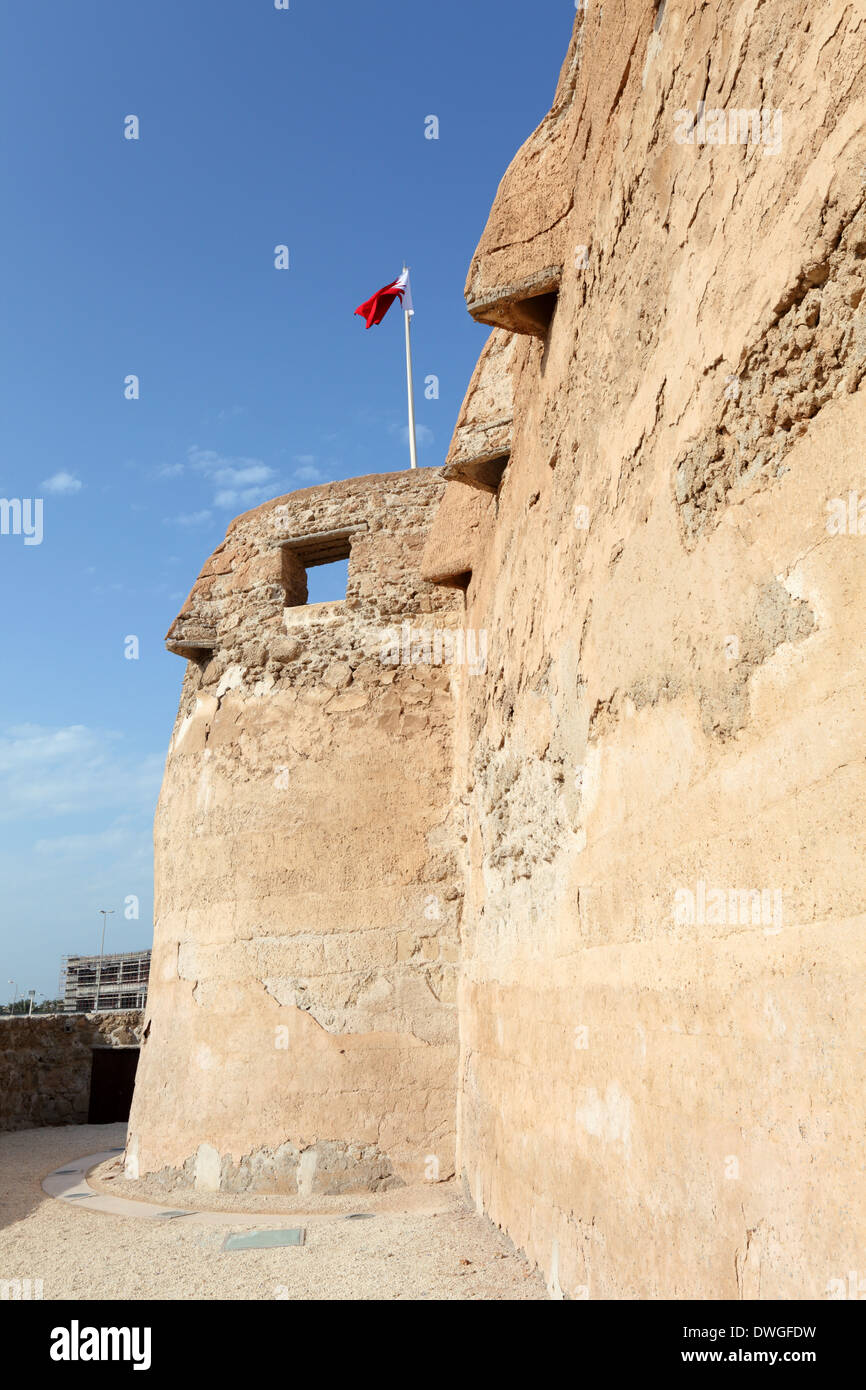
403;265;418;469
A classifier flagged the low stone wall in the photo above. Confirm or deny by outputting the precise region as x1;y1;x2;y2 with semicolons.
0;1012;142;1132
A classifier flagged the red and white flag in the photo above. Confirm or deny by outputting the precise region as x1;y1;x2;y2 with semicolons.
354;267;419;469
355;269;414;330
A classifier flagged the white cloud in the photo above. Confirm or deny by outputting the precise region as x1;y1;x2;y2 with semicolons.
159;445;296;517
288;454;326;484
211;463;272;487
0;724;163;823
34;822;153;863
163;510;213;527
0;729;160;994
186;446;279;508
41;471;82;494
389;423;434;449
213;488;273;509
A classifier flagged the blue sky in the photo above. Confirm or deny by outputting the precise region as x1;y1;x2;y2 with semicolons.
0;0;570;1003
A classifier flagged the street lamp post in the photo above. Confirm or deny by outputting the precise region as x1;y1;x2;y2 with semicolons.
27;990;36;1017
94;910;115;1012
7;981;17;1016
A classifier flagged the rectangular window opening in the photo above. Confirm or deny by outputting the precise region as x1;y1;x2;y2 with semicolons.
279;523;367;607
306;555;349;604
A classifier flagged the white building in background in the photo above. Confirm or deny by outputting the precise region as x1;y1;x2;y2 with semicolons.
61;950;150;1014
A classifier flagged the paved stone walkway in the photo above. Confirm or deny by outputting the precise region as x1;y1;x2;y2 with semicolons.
0;1124;548;1300
43;1150;305;1225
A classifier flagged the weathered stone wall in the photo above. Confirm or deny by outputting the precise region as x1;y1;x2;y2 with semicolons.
128;0;865;1292
127;469;465;1195
0;1013;142;1132
425;1;866;1299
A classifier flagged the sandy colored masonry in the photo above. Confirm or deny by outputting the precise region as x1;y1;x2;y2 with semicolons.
129;1;866;1298
127;470;465;1196
0;1013;142;1132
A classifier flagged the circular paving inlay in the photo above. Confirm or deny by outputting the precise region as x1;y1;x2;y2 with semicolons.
42;1152;309;1228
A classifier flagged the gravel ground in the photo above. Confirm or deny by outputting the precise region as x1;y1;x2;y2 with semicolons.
0;1124;547;1301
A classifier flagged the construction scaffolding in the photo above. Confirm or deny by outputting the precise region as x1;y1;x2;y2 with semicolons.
60;949;150;1014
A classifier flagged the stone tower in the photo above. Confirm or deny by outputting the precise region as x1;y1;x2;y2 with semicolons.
126;469;465;1193
130;1;866;1300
